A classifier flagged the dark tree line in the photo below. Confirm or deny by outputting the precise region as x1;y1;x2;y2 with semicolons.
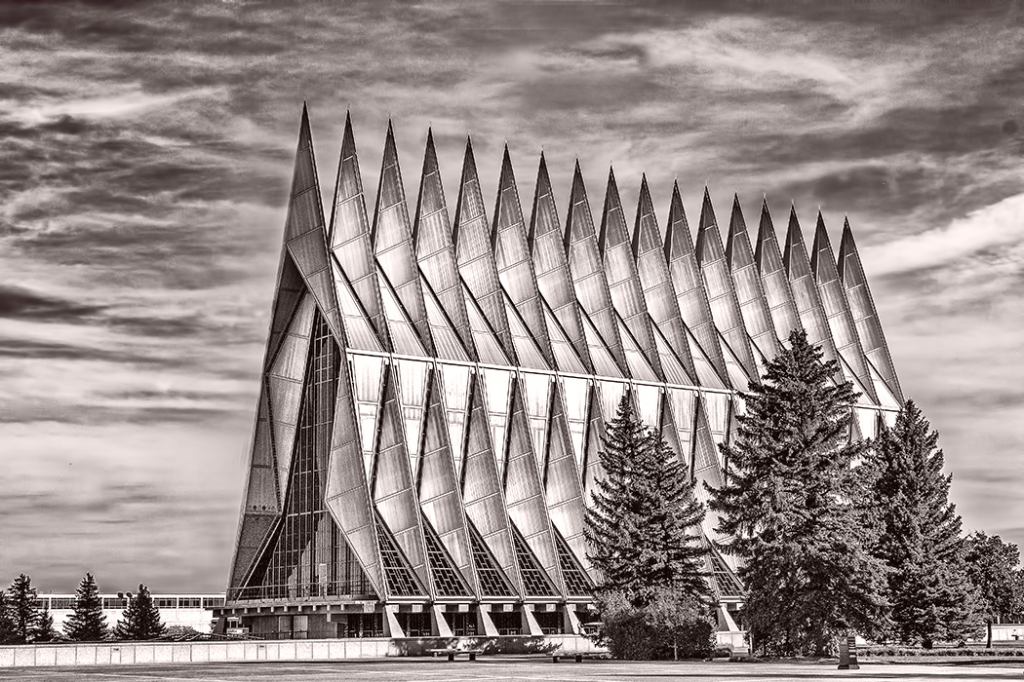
0;573;165;644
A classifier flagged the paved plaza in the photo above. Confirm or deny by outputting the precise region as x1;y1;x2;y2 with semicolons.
3;658;1024;682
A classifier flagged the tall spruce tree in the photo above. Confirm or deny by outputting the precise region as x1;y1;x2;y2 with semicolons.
114;585;165;640
868;401;982;647
585;393;708;604
7;574;40;644
63;573;108;641
710;330;889;656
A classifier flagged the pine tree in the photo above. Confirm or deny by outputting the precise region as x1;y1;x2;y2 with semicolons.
114;585;165;640
868;401;983;647
63;573;108;641
585;393;708;604
34;607;58;643
0;590;16;645
7;574;40;644
710;330;889;656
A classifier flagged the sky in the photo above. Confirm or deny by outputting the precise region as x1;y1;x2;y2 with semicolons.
1;0;1022;594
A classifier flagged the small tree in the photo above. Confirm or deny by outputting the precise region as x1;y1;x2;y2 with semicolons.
114;585;165;640
585;393;708;603
7;574;40;643
963;531;1020;629
63;573;108;641
598;587;714;660
710;330;889;656
868;401;983;647
34;607;58;643
0;590;16;644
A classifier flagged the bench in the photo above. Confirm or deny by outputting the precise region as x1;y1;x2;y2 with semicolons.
428;648;483;662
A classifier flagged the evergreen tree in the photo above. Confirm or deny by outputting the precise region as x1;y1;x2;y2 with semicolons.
63;573;108;641
585;393;708;604
0;590;16;645
7;574;40;643
34;607;58;643
114;585;165;640
710;330;889;656
868;401;982;647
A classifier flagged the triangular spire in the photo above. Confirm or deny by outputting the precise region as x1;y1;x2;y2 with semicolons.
453;137;515;361
282;105;345;344
529;153;594;373
782;207;844;382
631;175;697;383
328;111;391;351
564;162;628;375
725;195;781;362
413;128;477;361
663;182;729;386
838;219;904;402
693;188;758;382
371;121;435;355
492;146;555;368
754;199;802;345
811;214;879;403
599;168;665;381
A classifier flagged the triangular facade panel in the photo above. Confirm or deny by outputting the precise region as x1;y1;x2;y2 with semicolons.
493;148;555;368
414;129;476;361
782;207;845;386
454;138;515;361
600;169;665;380
544;379;591;573
695;189;759;380
811;214;878;404
328;113;389;350
664;182;730;386
371;122;434;356
565;163;628;376
838;220;904;403
631;176;697;383
529;154;594;373
754;200;802;346
725;195;780;363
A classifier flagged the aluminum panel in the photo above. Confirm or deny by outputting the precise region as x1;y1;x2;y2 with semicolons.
695;189;759;380
422;286;471;362
351;354;385;478
396;359;430;475
530;155;594;372
544;381;589;571
664;182;729;384
559;376;590;471
414;130;476;360
542;305;588;374
725;196;780;363
463;283;512;366
505;296;549;371
333;260;384;353
371;122;434;355
565;163;628;374
782;207;844;385
493;148;555;367
600;170;665;380
633;383;661;428
454;138;515;359
755;201;802;345
838;220;904;402
580;310;626;378
378;272;429;357
811;214;878;403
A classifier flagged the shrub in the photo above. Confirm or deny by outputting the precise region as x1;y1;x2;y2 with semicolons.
597;588;714;660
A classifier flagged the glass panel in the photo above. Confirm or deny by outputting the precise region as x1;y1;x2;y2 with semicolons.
633;383;661;429
374;514;424;597
596;380;628;424
466;520;516;597
520;373;552;465
243;310;376;602
560;377;590;471
351;355;385;479
668;388;695;467
396;360;430;475
482;368;512;478
439;363;472;475
509;523;559;597
422;521;471;597
553;527;593;596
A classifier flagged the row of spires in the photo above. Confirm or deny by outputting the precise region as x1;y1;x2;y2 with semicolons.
283;105;902;407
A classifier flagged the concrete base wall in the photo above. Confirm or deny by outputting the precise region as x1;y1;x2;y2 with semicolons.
0;635;598;668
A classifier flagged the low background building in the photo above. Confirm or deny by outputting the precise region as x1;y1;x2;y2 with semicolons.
37;594;225;635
